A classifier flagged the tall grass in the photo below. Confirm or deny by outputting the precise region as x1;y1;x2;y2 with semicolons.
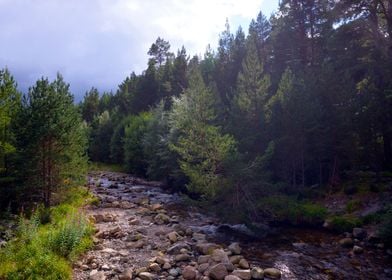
0;186;95;279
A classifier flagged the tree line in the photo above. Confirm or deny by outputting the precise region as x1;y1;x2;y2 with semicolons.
82;0;392;222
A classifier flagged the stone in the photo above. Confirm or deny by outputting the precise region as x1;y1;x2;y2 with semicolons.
151;203;163;211
198;255;210;264
149;263;161;272
225;276;241;280
352;228;367;240
128;240;145;249
139;272;157;280
250;267;264;279
175;253;191;262
101;264;110;271
212;249;229;262
167;231;179;243
228;243;242;255
154;213;171;225
163;262;172;270
238;259;249;269
263;268;281;279
339;238;354;248
186;228;193;236
196;243;221;255
209;263;229;280
198;263;210;274
231;269;251;280
353;245;364;254
89;270;106;280
229;255;242;265
169;268;180;277
129;218;141;225
167;242;191;254
183;266;197;280
193;232;207;241
156;256;168;265
119;268;133;280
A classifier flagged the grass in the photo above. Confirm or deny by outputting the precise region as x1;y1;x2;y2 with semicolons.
327;215;363;233
0;186;95;280
88;161;126;173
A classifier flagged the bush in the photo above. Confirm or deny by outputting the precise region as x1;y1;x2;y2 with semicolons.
345;199;362;213
328;215;362;232
48;211;92;259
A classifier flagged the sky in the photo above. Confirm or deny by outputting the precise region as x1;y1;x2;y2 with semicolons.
0;0;278;100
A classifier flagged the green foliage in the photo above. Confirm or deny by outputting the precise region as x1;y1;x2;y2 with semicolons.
345;199;362;213
328;215;363;233
123;112;152;176
0;187;94;279
258;195;327;226
48;211;92;258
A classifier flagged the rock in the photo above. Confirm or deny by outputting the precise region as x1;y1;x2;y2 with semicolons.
198;255;210;264
352;228;367;240
212;249;229;262
156;256;168;265
238;259;249;269
193;232;207;241
175;253;191;262
339;238;354;248
228;243;242;255
232;269;251;280
101;264;110;271
89;270;106;280
169;268;180;277
127;240;145;249
183;266;197;280
167;231;179;243
209;263;229;280
353;245;364;254
129;218;141;225
250;267;264;279
163;262;172;270
119;268;133;280
186;228;193;236
154;213;171;225
149;263;161;272
198;263;210;274
151;203;163;211
229;255;242;265
264;268;281;279
167;242;191;254
139;272;157;280
225;276;242;280
196;243;221;255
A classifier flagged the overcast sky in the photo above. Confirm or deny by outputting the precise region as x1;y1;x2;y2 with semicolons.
0;0;278;100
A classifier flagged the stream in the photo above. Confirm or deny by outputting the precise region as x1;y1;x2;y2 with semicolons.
73;172;391;280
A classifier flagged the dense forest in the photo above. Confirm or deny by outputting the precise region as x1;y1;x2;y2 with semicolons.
0;0;392;279
81;0;392;223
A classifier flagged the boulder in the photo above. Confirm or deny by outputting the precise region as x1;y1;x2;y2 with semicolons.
139;272;157;280
183;266;197;280
167;242;191;254
353;245;364;254
198;263;210;274
231;269;251;280
250;267;264;279
264;268;281;279
119;268;133;280
149;263;161;272
89;270;106;280
169;268;180;277
229;255;242;265
238;259;249;269
154;213;171;225
167;231;179;243
198;255;210;264
339;238;354;248
209;263;229;280
196;243;221;255
228;243;242;255
225;276;242;280
175;253;191;262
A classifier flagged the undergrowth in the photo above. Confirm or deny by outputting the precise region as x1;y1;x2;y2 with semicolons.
0;186;95;279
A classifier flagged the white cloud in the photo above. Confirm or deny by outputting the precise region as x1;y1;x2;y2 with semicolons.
0;0;276;98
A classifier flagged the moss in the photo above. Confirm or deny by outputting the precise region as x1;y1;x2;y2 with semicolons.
345;199;362;213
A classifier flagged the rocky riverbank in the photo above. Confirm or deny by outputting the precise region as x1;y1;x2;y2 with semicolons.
73;172;391;280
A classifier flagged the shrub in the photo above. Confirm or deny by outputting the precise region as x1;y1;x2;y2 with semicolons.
48;211;91;259
345;199;362;213
328;215;362;232
379;207;392;247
